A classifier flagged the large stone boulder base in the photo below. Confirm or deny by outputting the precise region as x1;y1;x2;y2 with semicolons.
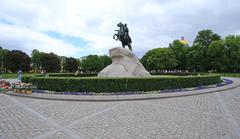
98;47;151;77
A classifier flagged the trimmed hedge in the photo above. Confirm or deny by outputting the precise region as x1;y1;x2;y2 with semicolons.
22;74;221;93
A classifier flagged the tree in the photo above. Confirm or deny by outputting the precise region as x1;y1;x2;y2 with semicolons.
141;48;178;71
225;35;240;72
59;56;67;72
169;40;188;70
63;57;78;72
207;40;228;72
5;50;31;72
99;55;111;70
0;47;9;73
80;55;103;73
186;44;205;72
40;52;61;72
80;55;111;73
193;29;221;48
31;49;43;72
0;46;3;70
193;29;221;71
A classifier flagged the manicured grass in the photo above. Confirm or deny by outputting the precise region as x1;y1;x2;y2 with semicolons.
195;72;240;78
0;73;38;79
1;73;18;79
0;72;97;79
220;73;240;78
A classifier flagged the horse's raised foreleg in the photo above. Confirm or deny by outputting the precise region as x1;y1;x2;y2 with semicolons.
113;34;118;40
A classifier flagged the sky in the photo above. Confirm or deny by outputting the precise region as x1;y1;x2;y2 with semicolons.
0;0;240;58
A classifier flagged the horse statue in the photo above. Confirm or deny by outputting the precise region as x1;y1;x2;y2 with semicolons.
113;22;132;51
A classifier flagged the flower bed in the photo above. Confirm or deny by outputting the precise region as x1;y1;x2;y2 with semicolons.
11;82;35;94
0;80;11;92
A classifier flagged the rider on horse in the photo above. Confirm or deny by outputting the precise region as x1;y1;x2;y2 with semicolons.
113;22;132;51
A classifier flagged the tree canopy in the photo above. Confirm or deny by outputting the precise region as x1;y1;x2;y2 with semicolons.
63;57;78;72
5;50;31;72
80;55;111;73
169;40;188;70
40;52;61;72
141;48;178;71
193;29;221;48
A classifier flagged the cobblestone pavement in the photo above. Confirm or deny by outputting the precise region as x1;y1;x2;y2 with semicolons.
1;85;240;139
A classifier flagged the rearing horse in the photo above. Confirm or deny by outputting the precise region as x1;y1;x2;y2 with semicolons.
113;22;132;51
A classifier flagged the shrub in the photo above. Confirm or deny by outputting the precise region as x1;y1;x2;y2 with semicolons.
23;74;221;93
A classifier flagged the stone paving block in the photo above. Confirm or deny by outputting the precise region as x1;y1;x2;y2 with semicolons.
70;102;238;139
10;95;44;104
143;93;226;115
0;106;55;139
0;94;17;107
29;100;119;126
1;81;240;139
43;131;74;139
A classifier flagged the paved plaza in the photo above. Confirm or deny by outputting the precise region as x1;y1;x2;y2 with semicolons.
1;82;240;139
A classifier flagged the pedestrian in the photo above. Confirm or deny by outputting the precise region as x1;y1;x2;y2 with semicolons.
17;69;23;82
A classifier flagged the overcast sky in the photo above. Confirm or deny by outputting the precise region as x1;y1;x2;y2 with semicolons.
0;0;240;58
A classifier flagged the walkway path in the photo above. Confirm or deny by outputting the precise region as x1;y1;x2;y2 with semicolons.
0;79;240;139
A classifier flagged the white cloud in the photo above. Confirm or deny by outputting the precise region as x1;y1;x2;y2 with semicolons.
0;0;240;58
0;23;85;57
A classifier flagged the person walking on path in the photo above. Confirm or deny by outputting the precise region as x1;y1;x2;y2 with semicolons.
17;69;23;82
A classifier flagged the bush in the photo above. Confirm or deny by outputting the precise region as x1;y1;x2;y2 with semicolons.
23;74;221;93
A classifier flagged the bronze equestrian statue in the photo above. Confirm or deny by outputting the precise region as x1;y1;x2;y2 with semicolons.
113;22;132;51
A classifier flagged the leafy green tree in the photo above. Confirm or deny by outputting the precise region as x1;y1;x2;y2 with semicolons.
225;35;240;72
169;40;188;70
0;46;9;73
80;55;102;73
141;48;178;71
99;55;111;70
40;52;61;72
207;40;228;72
59;56;67;72
193;29;221;71
5;50;31;72
186;44;205;71
193;29;221;48
31;49;43;72
0;46;3;70
63;57;78;72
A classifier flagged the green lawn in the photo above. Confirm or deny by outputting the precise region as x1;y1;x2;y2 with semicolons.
0;73;38;79
220;73;240;78
0;73;18;79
